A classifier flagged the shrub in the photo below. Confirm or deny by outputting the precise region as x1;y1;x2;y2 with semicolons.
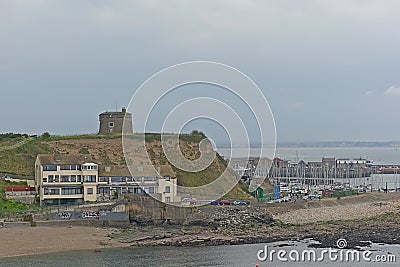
41;132;51;138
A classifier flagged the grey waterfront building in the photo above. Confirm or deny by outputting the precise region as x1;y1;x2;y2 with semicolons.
98;107;133;134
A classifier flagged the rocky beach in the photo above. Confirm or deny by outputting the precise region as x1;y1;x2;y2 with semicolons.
118;192;400;249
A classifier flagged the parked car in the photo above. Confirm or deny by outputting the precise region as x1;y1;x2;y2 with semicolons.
181;198;197;205
219;200;232;205
233;200;247;206
210;200;220;205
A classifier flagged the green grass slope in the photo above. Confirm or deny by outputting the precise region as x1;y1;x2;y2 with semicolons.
0;132;252;199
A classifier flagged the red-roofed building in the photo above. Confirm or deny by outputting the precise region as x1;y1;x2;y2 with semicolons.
5;185;37;204
5;185;36;193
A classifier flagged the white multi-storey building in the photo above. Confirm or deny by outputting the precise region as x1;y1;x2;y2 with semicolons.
35;154;180;206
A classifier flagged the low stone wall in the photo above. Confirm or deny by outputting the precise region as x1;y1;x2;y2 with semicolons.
5;195;36;205
34;220;130;228
3;222;31;228
127;195;192;225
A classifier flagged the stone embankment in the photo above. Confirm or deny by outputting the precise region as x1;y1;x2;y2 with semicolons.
119;193;400;248
119;205;275;246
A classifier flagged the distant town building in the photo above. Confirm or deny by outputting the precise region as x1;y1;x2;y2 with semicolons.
35;154;180;206
98;107;133;134
322;157;336;168
336;158;368;166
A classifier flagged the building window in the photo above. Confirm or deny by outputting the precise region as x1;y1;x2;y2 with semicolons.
69;165;77;170
61;175;69;182
62;188;82;195
111;177;125;183
147;187;155;194
77;175;82;182
70;175;76;182
99;177;108;182
82;165;97;170
133;187;142;194
48;175;54;182
143;176;157;182
54;175;59;182
98;187;110;195
165;197;171;203
60;165;71;170
43;165;57;171
108;121;114;127
87;188;93;194
165;186;171;193
44;188;59;195
42;178;47;183
84;175;96;183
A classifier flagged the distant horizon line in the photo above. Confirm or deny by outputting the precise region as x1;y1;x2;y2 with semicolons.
217;140;400;148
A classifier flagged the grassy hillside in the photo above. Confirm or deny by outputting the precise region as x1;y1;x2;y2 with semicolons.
0;132;251;199
0;180;31;216
0;135;53;176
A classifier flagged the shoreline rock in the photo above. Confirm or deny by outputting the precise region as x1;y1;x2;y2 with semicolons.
121;205;400;249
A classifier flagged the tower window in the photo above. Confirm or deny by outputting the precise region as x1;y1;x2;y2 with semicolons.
109;121;114;127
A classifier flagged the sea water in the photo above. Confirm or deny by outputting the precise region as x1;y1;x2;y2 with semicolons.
1;241;399;267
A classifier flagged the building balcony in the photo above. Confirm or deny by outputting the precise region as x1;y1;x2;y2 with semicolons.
43;181;83;185
42;194;84;199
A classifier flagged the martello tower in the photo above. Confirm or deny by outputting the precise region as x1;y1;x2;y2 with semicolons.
98;107;133;134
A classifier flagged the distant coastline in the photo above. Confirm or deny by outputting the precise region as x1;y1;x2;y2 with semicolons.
217;141;400;148
278;141;400;148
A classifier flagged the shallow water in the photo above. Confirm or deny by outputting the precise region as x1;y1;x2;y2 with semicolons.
1;241;399;267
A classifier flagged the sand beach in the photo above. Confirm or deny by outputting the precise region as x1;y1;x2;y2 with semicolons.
0;226;129;258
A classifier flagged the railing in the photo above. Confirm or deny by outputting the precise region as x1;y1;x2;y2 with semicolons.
6;191;37;196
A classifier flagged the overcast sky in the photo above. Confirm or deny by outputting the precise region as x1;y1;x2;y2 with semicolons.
1;0;400;143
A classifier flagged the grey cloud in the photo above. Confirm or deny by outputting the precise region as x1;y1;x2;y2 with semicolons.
1;0;400;142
